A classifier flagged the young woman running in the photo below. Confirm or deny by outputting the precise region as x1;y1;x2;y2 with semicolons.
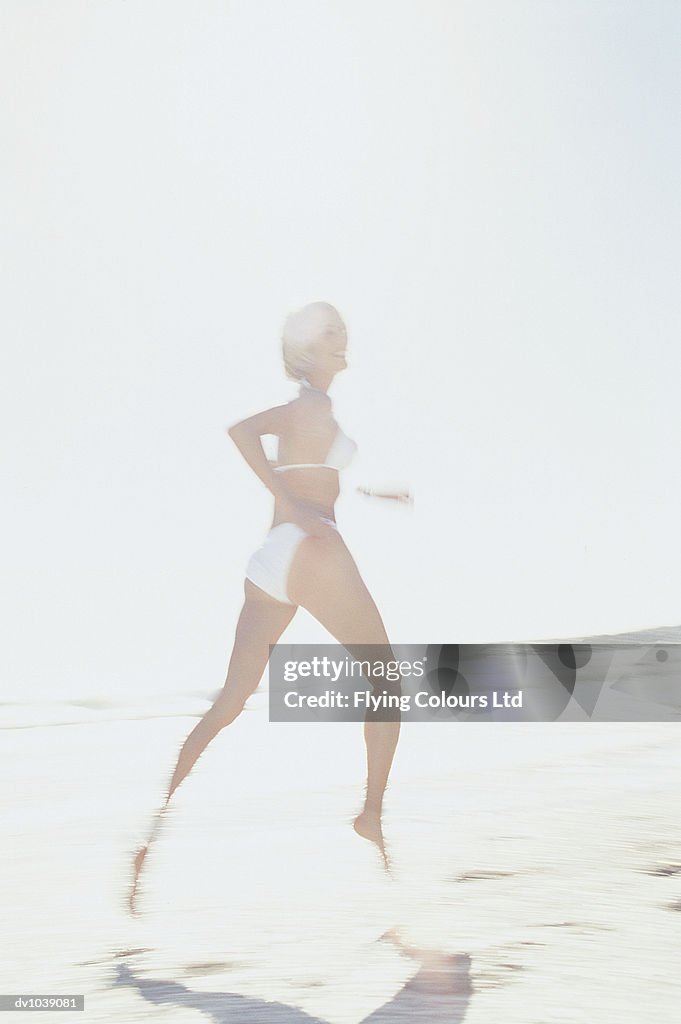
128;302;409;912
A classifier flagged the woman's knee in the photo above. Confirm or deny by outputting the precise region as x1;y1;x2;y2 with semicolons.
211;688;249;728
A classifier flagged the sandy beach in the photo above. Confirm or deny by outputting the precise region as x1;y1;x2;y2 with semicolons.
2;631;680;1023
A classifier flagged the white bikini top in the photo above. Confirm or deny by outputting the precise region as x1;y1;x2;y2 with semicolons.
273;426;358;474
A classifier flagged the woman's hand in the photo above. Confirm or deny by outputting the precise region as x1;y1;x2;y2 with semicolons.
357;486;413;505
288;499;338;539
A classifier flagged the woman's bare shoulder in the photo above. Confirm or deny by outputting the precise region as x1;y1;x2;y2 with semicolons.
227;389;332;440
227;400;295;438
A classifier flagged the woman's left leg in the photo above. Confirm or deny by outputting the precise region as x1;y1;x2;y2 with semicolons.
128;579;297;912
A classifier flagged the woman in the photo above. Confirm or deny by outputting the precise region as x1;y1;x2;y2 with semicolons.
129;301;409;913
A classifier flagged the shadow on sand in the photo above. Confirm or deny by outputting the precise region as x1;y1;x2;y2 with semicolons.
112;936;472;1024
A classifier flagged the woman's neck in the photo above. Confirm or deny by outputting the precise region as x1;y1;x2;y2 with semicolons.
301;376;331;395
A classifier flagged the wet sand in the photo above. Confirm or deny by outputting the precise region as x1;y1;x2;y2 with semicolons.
2;630;680;1022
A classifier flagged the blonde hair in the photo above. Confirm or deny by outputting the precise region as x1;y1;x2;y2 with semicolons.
281;302;346;381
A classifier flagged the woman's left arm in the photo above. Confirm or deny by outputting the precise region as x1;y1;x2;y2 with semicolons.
356;486;413;504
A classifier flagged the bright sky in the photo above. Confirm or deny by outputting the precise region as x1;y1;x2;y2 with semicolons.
2;1;680;699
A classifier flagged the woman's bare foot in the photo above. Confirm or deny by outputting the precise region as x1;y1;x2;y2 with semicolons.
127;809;167;914
353;809;390;871
127;845;149;916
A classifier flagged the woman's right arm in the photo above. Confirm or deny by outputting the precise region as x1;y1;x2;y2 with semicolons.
226;403;292;501
227;402;336;539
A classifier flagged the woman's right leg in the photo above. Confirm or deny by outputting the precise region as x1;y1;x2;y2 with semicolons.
128;579;296;911
287;533;401;866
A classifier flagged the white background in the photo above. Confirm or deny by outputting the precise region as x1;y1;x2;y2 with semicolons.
2;1;680;700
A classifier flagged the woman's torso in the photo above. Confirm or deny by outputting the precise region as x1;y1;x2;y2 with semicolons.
270;393;354;528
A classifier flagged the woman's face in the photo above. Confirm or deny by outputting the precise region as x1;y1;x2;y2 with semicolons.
307;321;348;376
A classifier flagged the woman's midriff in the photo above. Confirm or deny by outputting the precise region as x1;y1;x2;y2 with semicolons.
272;468;340;529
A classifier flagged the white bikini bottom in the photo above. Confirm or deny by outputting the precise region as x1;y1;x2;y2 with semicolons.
245;519;337;605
